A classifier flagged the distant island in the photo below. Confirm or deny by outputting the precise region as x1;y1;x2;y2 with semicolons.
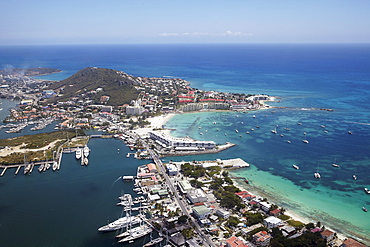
0;67;62;77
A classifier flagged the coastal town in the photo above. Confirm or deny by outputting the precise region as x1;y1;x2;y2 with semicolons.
0;68;368;247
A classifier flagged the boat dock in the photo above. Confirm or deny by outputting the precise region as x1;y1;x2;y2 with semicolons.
0;160;59;176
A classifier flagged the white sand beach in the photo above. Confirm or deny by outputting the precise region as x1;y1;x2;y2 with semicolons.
134;113;176;137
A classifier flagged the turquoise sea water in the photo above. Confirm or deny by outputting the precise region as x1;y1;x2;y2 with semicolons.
163;110;370;243
1;44;370;245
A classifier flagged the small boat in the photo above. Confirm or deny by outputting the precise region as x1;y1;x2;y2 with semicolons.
75;147;82;159
293;165;299;170
314;172;321;179
348;131;353;135
332;163;340;168
302;139;309;144
235;129;239;133
83;157;89;166
38;164;44;172
271;128;277;134
286;140;291;144
252;115;256;118
245;179;249;184
363;206;368;212
364;188;370;194
199;132;203;135
280;134;284;137
353;174;357;180
143;237;164;247
83;146;90;157
52;162;58;171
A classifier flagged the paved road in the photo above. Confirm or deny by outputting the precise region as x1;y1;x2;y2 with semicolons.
143;142;215;247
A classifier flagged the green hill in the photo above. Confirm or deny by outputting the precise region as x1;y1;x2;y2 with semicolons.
47;67;140;106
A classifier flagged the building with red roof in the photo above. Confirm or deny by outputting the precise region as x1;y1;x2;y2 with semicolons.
226;236;250;247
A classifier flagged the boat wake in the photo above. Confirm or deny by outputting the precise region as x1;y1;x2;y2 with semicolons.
111;176;122;188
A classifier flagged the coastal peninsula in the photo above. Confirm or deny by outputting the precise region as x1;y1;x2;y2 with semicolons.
0;67;368;247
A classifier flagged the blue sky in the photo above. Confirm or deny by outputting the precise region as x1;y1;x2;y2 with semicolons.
1;0;369;45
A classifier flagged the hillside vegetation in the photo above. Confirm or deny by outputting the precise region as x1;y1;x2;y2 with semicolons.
47;67;140;106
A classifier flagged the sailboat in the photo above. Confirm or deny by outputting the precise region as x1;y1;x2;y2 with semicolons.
271;127;277;134
332;157;340;168
143;237;164;247
284;121;290;131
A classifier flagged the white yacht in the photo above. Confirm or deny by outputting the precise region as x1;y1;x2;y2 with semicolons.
314;172;321;179
75;147;82;159
117;224;152;243
302;139;309;144
52;162;58;171
293;165;299;170
83;157;89;166
364;188;370;194
83;146;90;157
116;224;151;238
38;164;44;172
143;237;164;247
271;128;277;134
98;216;142;232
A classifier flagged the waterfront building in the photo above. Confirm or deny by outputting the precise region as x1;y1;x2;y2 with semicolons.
263;216;283;229
149;131;216;150
147;163;157;173
258;201;271;213
321;229;335;242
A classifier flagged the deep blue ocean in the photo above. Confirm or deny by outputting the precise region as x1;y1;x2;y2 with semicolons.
1;44;370;246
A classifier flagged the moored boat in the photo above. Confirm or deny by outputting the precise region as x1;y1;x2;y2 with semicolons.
75;147;82;159
364;188;370;194
293;165;299;170
98;216;142;232
143;237;164;247
117;225;152;243
314;172;321;179
83;146;90;157
363;206;368;212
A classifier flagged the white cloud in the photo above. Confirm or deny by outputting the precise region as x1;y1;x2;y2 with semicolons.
158;30;253;37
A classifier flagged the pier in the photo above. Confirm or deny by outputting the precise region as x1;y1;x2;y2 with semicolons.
0;153;62;177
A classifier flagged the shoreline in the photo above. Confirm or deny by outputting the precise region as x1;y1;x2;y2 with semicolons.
143;110;364;245
230;177;348;243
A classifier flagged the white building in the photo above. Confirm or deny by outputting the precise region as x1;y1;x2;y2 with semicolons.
263;216;283;229
186;189;208;204
149;131;216;150
166;163;178;176
215;209;231;219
